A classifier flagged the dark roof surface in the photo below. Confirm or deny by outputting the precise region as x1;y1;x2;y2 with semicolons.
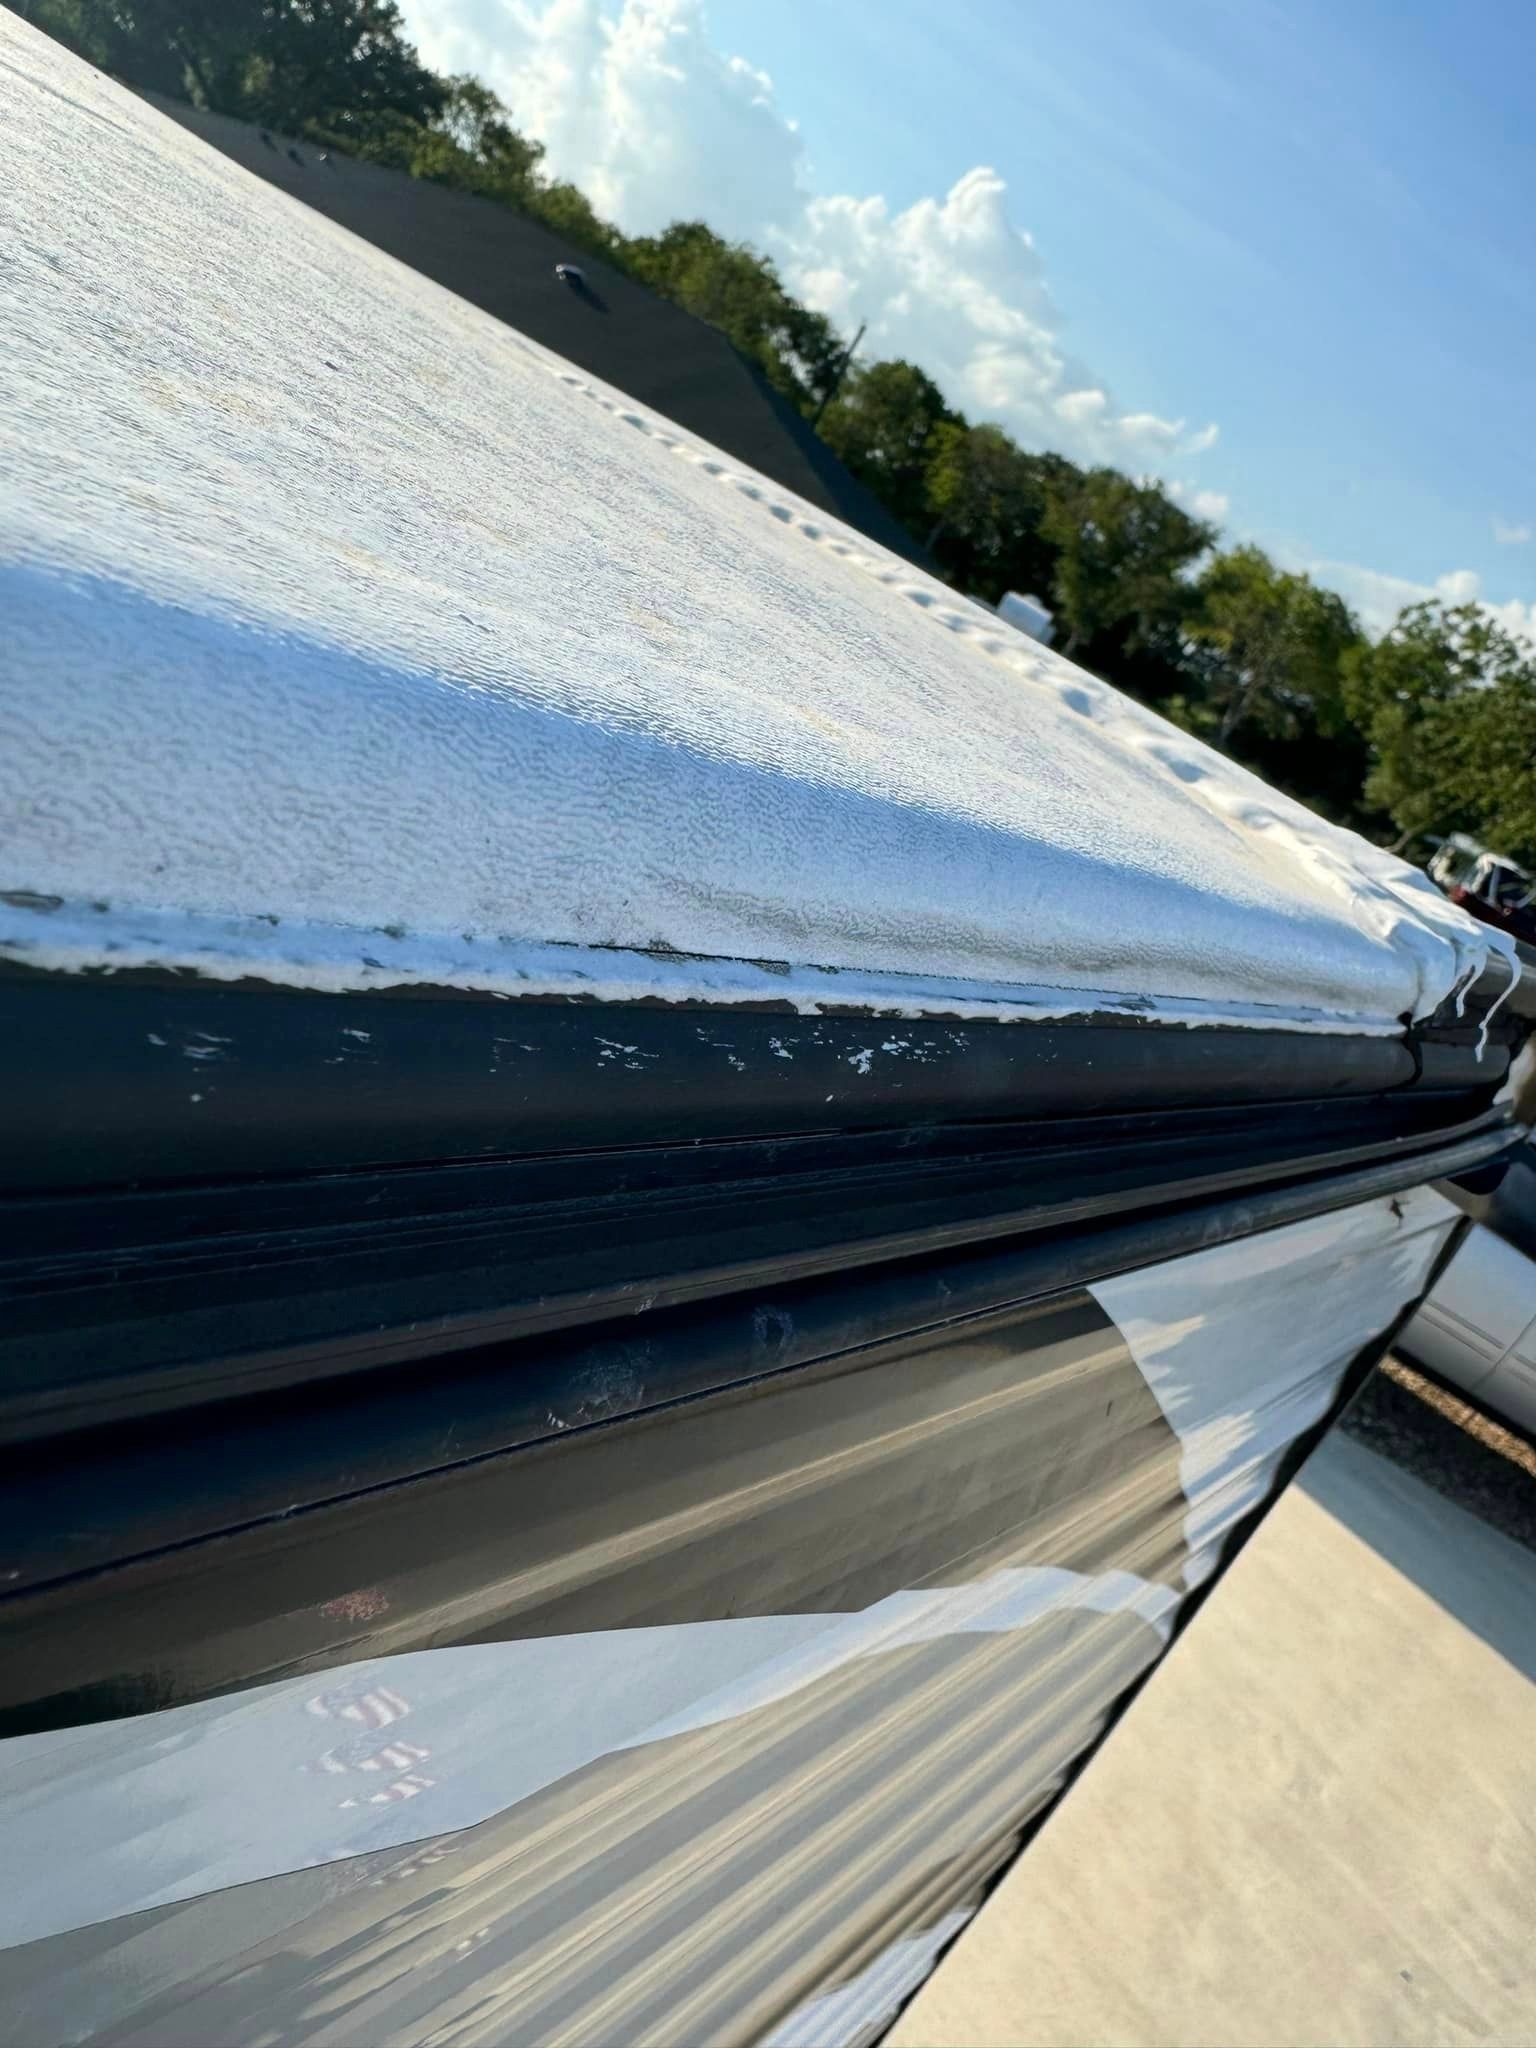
146;94;927;564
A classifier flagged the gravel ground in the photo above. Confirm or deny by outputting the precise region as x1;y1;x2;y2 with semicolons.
1341;1353;1536;1553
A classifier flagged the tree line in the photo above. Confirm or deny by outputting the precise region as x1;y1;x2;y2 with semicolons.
29;0;1536;866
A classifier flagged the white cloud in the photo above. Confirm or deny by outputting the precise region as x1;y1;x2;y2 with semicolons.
1114;411;1184;449
783;171;1223;470
402;0;805;242
1471;594;1536;644
399;0;1222;474
1168;479;1230;522
406;1;1530;655
1309;559;1536;645
1056;388;1109;425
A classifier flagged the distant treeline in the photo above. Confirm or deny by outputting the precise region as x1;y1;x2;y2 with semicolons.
28;0;1536;862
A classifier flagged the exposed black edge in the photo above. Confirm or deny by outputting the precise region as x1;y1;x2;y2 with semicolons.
3;966;1511;1194
0;1098;1514;1445
0;1118;1515;1613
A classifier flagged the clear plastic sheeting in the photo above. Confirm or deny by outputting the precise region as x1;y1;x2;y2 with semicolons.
0;1192;1454;2046
0;1570;1176;1950
1092;1183;1461;1586
761;1910;974;2048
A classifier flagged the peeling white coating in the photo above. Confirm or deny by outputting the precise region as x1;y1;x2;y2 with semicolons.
0;1561;1172;1948
1092;1184;1457;1587
0;21;1520;1033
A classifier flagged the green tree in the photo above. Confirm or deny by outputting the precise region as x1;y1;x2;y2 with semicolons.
243;1;445;142
331;74;545;207
816;359;958;535
922;423;1076;603
1341;601;1536;858
525;179;627;261
433;74;529;164
626;223;846;412
33;0;446;136
1475;666;1536;866
1041;469;1214;660
29;0;264;103
400;75;544;200
1189;545;1363;748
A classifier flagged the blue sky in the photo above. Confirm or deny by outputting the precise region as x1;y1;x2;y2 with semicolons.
403;0;1535;634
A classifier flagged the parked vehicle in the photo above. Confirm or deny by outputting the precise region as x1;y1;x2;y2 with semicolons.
1429;838;1536;946
2;24;1534;2048
1400;1137;1536;1433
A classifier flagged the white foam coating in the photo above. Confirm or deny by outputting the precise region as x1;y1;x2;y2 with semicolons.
0;20;1518;1032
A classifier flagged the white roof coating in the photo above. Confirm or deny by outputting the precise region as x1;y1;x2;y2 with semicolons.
0;20;1519;1036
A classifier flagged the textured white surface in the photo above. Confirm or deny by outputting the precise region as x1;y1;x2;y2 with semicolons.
0;20;1516;1029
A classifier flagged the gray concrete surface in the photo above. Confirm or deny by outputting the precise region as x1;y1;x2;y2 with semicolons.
891;1374;1536;2048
